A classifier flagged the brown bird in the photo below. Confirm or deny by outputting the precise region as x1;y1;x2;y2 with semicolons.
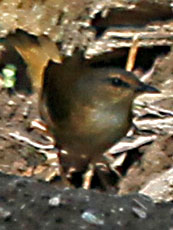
40;52;159;188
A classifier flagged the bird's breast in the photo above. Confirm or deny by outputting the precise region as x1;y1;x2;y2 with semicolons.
53;101;132;152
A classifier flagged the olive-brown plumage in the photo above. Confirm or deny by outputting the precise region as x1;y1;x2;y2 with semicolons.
40;52;159;175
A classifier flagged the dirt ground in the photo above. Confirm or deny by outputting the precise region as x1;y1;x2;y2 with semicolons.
0;172;173;230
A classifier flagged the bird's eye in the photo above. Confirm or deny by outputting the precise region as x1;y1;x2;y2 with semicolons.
112;78;124;86
111;77;130;88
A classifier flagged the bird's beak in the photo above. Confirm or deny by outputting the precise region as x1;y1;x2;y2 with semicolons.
136;82;160;93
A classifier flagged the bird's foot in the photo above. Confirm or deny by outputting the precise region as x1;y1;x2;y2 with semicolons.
82;162;119;190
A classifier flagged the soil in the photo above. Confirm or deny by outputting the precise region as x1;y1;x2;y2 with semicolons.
0;172;173;230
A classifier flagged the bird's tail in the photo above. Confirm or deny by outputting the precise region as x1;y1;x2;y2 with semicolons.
1;30;62;91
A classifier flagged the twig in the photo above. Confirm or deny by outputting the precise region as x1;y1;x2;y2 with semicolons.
9;132;54;150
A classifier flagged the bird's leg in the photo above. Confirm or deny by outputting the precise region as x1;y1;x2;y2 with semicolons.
126;34;139;72
82;163;95;189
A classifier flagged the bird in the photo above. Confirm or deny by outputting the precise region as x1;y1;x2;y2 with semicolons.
39;51;159;188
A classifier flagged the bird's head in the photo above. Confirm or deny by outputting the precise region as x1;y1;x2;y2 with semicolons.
93;68;160;105
75;67;160;109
